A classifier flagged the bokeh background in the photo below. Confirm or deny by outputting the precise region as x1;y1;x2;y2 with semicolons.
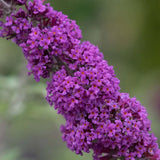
0;0;160;160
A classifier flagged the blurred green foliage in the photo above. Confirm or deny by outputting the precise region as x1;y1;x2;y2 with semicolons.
0;0;160;160
0;149;21;160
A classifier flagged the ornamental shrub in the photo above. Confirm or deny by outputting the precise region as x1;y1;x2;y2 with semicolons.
0;0;160;159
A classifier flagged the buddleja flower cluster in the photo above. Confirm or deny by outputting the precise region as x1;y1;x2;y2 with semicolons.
0;0;160;159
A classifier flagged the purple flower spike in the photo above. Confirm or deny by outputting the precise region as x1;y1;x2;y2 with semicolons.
0;0;160;159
